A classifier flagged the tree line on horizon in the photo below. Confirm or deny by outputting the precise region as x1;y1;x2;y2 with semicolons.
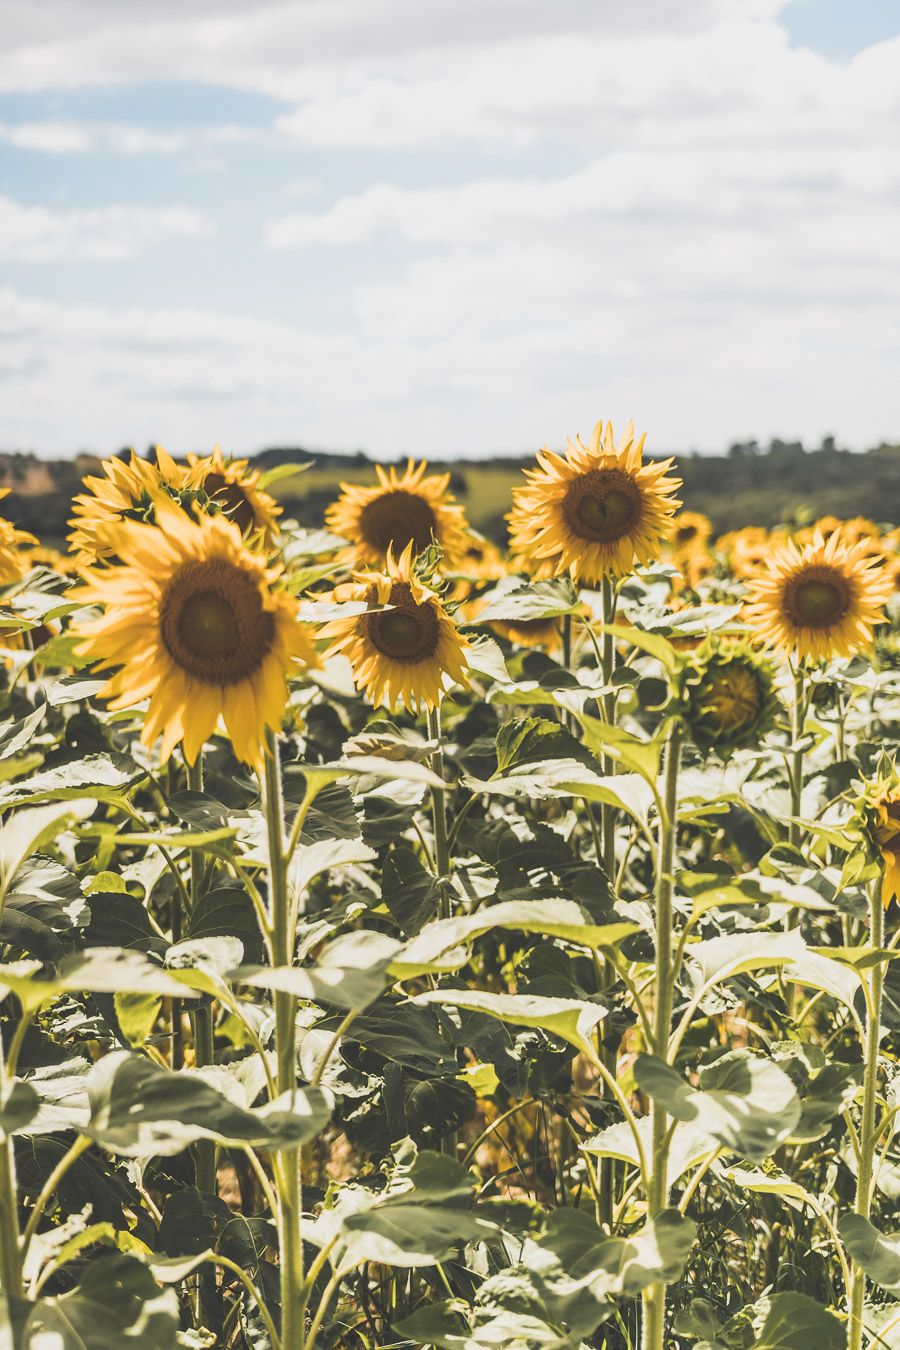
0;435;896;544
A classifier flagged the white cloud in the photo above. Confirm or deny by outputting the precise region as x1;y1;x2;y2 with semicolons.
0;120;92;153
0;197;212;260
0;120;255;155
0;0;899;454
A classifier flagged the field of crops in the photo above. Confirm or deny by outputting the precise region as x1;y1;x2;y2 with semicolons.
0;422;899;1350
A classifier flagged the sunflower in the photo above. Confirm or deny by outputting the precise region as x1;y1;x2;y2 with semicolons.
489;616;563;652
321;543;470;712
71;502;317;766
506;419;681;583
670;511;712;553
0;492;37;584
745;531;892;662
186;445;281;545
325;459;470;570
68;448;189;565
867;785;900;908
683;640;778;754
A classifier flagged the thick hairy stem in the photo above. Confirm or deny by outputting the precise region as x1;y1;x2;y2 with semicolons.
788;665;805;851
426;706;451;913
596;573;619;1228
847;875;885;1350
599;574;618;879
187;755;216;1198
642;720;682;1350
263;733;304;1350
0;1038;22;1298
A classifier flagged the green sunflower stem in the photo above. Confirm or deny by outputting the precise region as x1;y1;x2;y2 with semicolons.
642;719;682;1350
596;572;619;1231
187;754;216;1200
599;573;619;878
788;664;806;852
0;1036;22;1300
847;873;885;1350
263;731;304;1350
426;705;451;915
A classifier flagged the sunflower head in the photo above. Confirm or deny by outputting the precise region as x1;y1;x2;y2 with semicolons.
320;542;470;712
325;459;470;570
506;419;681;584
670;511;713;553
682;639;779;755
70;501;317;766
68;448;190;565
489;615;563;652
862;775;900;909
186;445;281;545
0;490;38;585
744;531;892;662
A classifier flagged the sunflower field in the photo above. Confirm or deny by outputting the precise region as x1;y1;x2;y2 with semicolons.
0;423;899;1350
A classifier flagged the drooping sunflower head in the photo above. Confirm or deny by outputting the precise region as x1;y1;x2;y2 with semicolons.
325;459;470;570
68;448;190;565
320;542;470;712
0;491;38;584
186;445;281;545
744;531;892;662
506;419;682;584
683;639;779;755
70;501;317;766
863;777;900;909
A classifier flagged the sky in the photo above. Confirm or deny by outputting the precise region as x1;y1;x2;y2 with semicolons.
1;0;899;461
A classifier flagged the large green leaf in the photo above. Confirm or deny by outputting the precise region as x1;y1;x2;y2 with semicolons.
21;1253;180;1348
734;1291;843;1349
0;753;145;807
0;1076;39;1139
237;929;401;1011
840;1214;900;1295
413;988;606;1058
0;947;192;1014
393;900;637;978
0;704;45;762
685;929;807;990
86;1051;332;1156
583;1117;716;1188
0;800;96;908
634;1051;801;1162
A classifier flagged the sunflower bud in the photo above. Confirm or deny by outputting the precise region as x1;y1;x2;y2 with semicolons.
682;639;779;756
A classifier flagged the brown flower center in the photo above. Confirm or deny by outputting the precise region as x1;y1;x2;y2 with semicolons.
359;490;437;556
562;469;641;543
784;567;851;628
202;471;257;534
160;558;274;684
366;582;440;663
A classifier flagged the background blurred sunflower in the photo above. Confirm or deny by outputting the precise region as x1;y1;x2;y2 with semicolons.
745;530;892;661
71;501;316;766
186;444;281;545
321;542;469;711
506;418;681;583
325;458;469;569
869;786;900;908
68;448;188;565
0;491;38;583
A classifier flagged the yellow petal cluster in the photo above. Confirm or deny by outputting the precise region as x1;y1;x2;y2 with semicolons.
71;502;317;766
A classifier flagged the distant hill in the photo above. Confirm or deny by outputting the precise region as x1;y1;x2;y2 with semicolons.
1;438;897;546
